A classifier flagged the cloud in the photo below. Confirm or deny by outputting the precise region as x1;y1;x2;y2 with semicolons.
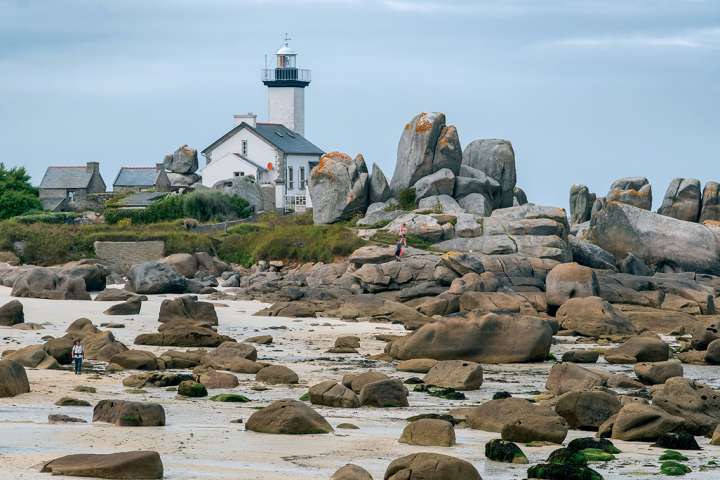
545;27;720;50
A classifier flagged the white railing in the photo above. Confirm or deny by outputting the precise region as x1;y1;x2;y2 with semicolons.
262;68;311;83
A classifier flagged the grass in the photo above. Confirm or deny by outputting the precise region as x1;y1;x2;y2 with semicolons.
1;207;366;268
370;230;436;250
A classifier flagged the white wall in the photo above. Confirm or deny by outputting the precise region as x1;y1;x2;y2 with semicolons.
285;154;318;208
204;127;280;187
201;152;263;187
267;87;305;135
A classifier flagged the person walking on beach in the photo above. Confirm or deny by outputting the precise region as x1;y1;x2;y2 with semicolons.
71;340;84;375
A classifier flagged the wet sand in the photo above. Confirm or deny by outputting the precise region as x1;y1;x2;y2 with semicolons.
1;285;719;479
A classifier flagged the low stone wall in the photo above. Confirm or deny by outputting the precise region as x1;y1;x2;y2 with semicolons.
94;241;165;273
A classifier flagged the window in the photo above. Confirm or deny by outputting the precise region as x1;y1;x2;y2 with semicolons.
288;166;294;190
68;191;75;201
241;140;248;156
299;166;306;189
234;172;240;177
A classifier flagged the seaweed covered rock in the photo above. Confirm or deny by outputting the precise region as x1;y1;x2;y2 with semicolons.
484;439;528;464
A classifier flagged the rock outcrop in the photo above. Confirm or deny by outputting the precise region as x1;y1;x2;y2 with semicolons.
607;177;652;210
309;152;369;224
658;177;702;222
589;202;720;274
461;139;516;208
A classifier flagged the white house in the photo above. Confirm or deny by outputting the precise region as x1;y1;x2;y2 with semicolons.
201;37;323;211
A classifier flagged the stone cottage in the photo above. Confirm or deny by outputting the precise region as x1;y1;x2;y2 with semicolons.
113;164;171;193
39;162;106;211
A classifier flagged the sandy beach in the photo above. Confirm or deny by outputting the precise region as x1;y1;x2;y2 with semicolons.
1;285;719;479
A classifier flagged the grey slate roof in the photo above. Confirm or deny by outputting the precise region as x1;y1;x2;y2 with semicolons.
113;167;160;187
40;167;93;189
116;191;168;207
202;122;324;156
253;123;324;155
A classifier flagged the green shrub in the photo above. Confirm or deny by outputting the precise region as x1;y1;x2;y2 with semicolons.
0;191;42;220
397;187;416;210
105;191;251;225
14;212;78;224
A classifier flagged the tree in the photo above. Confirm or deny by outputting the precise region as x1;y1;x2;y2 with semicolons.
0;163;42;219
0;190;42;220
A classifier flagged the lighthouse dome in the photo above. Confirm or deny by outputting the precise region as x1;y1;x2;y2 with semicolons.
276;46;297;55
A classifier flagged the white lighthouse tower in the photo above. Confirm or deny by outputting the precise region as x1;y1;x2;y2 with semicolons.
261;34;311;135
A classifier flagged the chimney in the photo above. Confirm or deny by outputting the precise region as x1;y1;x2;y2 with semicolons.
86;162;99;174
233;112;257;128
155;163;164;172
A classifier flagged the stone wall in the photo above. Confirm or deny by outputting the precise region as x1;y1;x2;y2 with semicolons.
94;241;165;273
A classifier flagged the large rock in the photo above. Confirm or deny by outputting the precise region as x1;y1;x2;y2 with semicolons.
555;297;635;337
417;194;464;214
80;330;128;362
356;201;404;227
383;213;446;242
423;360;483;391
454;166;500;198
0;359;30;397
126;262;187;294
369;163;391;204
611;402;685;441
433;125;462;175
0;300;23;326
41;451;163;479
109;350;162;370
203;341;258;369
387;313;552;364
569;236;616;270
160;253;198;278
164;144;198;174
359;378;409;407
390;112;447;193
245;400;333;434
166;172;200;187
256;365;299;385
604;335;670;363
158;295;218;325
501;414;569;444
399;419;456;447
457;193;492;216
652;377;720;435
103;298;142;316
11;267;90;300
5;345;59;369
213;175;263;211
607;177;652;210
309;152;369;224
589;201;720;274
658;177;701;222
700;181;720;222
93;400;166;427
545;363;606;396
634;359;683;385
555;390;621;429
465;397;559;431
61;262;109;292
545;262;598;307
384;453;481;480
343;371;390;394
135;327;233;348
569;184;595;224
461;139;516;208
413;168;455;201
309;381;359;408
331;464;373;480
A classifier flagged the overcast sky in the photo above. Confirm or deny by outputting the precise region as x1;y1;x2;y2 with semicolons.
1;0;718;209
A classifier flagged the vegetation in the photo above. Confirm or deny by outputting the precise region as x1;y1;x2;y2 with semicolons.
660;461;692;476
370;230;436;250
0;164;42;220
105;190;252;225
217;212;365;267
14;212;79;224
0;220;215;266
397;187;417;210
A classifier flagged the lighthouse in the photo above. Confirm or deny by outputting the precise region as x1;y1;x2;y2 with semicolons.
261;34;311;136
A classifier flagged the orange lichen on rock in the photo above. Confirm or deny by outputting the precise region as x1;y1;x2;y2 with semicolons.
415;112;433;133
311;151;351;180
